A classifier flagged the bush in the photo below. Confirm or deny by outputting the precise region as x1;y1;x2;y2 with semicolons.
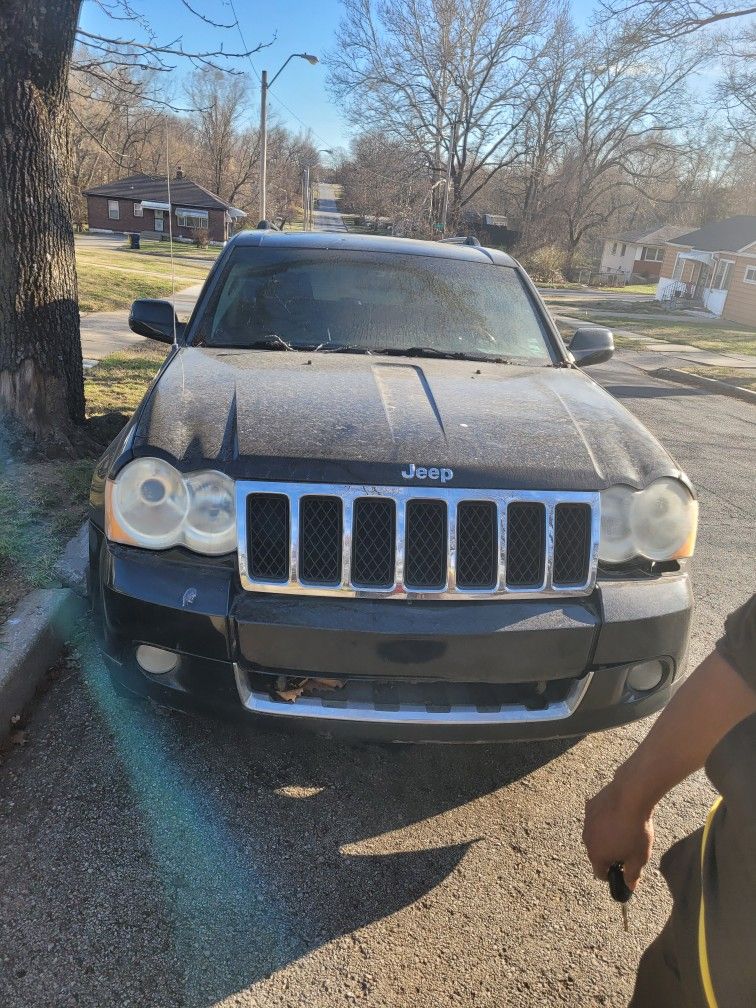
520;245;567;285
194;227;210;248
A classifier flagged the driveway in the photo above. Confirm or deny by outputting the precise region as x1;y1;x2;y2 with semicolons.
1;356;753;1007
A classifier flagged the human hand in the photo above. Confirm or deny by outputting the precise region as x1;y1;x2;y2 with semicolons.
582;779;655;891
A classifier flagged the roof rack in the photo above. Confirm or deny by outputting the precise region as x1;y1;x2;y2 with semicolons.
440;235;481;246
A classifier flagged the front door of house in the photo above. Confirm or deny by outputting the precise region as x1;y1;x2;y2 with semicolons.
154;209;164;233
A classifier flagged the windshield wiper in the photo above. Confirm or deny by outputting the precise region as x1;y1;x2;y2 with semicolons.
315;343;373;354
377;346;513;364
245;334;296;351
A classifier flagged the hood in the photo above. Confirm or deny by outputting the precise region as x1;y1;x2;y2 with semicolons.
127;347;680;491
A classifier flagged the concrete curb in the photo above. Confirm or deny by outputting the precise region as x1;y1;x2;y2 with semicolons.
0;588;85;742
650;367;756;405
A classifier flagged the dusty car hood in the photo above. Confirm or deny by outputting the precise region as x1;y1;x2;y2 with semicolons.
128;347;680;490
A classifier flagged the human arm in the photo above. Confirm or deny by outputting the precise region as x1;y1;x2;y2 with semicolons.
583;648;756;889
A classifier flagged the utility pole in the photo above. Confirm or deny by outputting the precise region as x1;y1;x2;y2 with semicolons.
440;112;458;236
259;70;268;222
258;53;318;225
302;167;310;231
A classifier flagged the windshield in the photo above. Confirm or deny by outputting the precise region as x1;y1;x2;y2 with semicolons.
195;247;556;363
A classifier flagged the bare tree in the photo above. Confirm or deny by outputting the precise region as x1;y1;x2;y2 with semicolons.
549;26;713;267
328;0;549;225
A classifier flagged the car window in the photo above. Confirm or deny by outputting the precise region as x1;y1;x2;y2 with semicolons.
197;246;555;363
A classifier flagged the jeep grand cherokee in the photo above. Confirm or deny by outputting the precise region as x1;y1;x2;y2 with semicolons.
89;231;697;742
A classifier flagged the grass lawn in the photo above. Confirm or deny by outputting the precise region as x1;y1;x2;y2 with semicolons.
588;315;756;357
85;343;168;418
75;244;213;312
1;343;170;622
592;283;657;295
680;366;756;392
0;459;94;622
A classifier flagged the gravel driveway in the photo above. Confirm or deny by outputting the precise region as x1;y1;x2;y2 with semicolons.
0;354;754;1008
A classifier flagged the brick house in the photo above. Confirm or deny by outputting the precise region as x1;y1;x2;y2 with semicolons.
656;216;756;325
84;171;246;243
598;224;693;281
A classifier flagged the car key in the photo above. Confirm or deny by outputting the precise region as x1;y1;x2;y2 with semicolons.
608;862;632;932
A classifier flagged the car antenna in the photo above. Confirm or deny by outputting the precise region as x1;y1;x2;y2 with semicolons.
164;118;177;345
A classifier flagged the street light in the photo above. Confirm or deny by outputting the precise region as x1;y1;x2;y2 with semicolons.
259;53;319;223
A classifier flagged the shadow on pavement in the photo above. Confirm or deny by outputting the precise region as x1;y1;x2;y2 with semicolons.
0;644;578;1008
600;382;709;400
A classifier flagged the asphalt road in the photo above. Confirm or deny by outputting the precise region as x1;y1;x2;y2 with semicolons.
313;183;348;232
0;357;754;1008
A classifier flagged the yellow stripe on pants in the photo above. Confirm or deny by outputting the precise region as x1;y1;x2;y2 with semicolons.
698;796;723;1008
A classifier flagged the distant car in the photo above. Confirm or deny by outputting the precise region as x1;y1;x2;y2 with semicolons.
89;231;697;742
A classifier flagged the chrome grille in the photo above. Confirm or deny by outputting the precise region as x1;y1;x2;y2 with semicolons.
237;482;600;600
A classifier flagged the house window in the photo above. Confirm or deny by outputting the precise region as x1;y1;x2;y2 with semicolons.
611;242;618;255
672;255;685;280
711;259;734;291
744;265;756;285
176;209;209;229
108;200;120;220
620;243;626;256
641;246;664;262
133;203;143;217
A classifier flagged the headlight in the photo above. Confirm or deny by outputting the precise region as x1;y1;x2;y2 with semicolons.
106;458;236;555
599;478;697;563
598;485;635;563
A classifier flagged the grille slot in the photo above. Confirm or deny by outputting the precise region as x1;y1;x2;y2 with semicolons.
352;498;396;587
404;499;447;588
247;493;289;581
506;502;546;587
299;496;342;584
457;501;498;589
553;503;591;585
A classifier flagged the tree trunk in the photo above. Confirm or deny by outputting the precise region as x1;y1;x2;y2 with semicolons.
0;0;84;448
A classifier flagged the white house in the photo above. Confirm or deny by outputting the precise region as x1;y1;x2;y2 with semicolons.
598;224;694;281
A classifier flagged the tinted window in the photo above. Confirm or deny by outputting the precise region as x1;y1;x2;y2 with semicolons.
197;247;554;363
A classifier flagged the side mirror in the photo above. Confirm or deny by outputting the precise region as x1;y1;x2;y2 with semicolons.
129;299;182;344
569;327;614;367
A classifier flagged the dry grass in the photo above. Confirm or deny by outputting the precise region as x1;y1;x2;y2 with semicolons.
75;245;212;312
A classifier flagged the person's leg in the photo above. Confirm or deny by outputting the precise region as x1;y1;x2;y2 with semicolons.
628;920;690;1008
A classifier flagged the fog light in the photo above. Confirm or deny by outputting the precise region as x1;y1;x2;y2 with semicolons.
626;660;664;693
136;645;179;675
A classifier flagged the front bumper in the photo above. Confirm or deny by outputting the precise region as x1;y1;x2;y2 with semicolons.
90;525;693;742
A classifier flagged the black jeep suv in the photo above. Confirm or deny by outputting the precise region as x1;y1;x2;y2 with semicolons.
89;231;696;742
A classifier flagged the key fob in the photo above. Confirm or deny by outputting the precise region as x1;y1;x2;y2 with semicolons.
608;862;632;903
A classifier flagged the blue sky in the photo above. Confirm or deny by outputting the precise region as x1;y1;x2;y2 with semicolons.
78;0;616;151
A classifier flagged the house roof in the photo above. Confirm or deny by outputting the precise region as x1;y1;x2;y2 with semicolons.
668;216;756;253
609;223;694;245
83;173;240;213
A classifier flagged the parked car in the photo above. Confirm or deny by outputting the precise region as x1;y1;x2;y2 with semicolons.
89;231;697;742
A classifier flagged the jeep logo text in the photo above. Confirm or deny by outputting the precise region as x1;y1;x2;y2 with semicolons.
401;464;453;483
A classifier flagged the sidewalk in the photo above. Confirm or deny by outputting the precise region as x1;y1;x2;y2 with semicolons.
555;313;755;402
80;283;203;364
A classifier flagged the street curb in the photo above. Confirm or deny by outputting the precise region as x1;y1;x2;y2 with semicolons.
0;589;85;742
650;368;756;405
